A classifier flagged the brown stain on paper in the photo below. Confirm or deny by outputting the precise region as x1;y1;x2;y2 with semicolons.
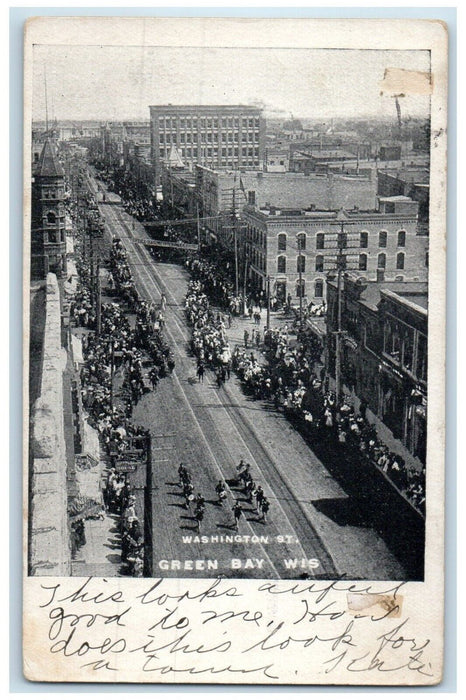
380;67;432;96
347;592;403;618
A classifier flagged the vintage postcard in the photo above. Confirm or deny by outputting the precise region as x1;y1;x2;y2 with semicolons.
23;16;447;684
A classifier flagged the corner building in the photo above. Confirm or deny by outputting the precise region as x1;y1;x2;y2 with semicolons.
241;197;428;304
149;105;265;184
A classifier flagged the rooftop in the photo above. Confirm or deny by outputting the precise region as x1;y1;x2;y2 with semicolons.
250;203;417;221
149;104;263;113
328;275;428;313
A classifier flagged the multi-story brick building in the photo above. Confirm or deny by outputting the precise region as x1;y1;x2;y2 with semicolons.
326;273;427;464
149;105;266;184
240;196;428;304
30;139;67;280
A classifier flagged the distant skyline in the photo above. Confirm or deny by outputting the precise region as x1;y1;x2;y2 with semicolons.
32;45;431;123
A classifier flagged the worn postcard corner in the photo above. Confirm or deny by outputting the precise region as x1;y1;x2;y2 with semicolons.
23;16;447;685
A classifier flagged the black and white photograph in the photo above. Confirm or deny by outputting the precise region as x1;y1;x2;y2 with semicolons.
23;16;447;685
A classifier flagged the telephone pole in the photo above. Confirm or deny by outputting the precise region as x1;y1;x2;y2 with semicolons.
298;237;304;329
196;201;201;252
243;254;249;315
232;186;239;297
266;275;271;330
96;260;102;335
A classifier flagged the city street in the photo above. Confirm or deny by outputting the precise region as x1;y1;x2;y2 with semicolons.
97;186;405;580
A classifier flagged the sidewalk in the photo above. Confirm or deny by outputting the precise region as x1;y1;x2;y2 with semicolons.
225;308;295;361
71;510;123;577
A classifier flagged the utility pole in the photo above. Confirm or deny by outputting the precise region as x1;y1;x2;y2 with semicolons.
298;237;303;330
243;254;249;316
266;275;271;330
96;260;102;335
110;339;115;413
334;222;345;405
196;201;201;252
232;186;239;297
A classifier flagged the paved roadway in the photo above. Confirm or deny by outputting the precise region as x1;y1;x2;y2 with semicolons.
96;189;406;581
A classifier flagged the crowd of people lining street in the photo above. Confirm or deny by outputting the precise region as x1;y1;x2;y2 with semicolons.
68;235;175;575
233;329;425;514
183;253;426;516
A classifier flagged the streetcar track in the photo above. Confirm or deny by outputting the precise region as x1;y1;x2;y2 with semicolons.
108;205;321;565
99;186;339;578
102;204;282;577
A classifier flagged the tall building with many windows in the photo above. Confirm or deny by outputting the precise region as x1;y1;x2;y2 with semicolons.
149;105;265;184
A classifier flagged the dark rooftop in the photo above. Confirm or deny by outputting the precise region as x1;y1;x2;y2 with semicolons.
36;139;64;178
335;276;428;313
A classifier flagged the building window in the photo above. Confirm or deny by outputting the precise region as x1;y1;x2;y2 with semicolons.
396;252;405;269
46;212;56;224
384;319;401;362
360;231;368;248
47;231;57;243
316;232;325;249
297;232;306;250
248;191;256;206
296;279;305;298
397;230;406;247
378;252;386;269
425;250;429;267
277;256;286;273
315;255;324;272
314;280;324;298
278;233;287;251
338;231;347;249
297;255;306;273
359;253;367;271
379;230;387;247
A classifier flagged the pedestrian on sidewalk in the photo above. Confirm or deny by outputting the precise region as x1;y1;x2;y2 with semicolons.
149;366;159;390
244;329;249;348
197;361;205;383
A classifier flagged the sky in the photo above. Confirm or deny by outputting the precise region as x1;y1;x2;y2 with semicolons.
32;45;431;123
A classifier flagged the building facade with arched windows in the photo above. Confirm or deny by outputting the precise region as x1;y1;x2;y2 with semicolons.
241;198;428;304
